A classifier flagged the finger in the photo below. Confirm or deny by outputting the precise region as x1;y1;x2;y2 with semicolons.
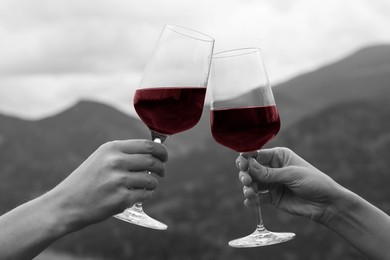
243;184;272;203
248;158;291;184
244;198;256;207
123;154;166;177
258;147;304;168
236;155;249;171
239;171;252;187
122;172;158;190
111;139;168;162
257;148;286;168
243;186;256;199
127;189;155;204
243;193;271;207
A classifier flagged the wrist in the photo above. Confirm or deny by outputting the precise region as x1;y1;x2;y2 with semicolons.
0;193;72;259
320;185;365;233
317;184;390;260
35;193;71;238
318;184;359;228
39;189;83;237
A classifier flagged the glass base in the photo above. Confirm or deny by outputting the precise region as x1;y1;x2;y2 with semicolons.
114;206;167;230
229;229;295;248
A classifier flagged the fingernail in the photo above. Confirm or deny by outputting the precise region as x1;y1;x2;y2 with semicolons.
240;176;245;183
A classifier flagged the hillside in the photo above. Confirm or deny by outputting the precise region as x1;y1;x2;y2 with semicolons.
273;44;390;128
2;99;389;260
0;101;149;208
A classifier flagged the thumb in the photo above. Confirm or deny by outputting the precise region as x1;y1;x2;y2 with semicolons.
248;158;291;184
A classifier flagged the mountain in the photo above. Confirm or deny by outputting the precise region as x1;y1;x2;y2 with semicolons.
273;44;390;127
5;99;388;260
279;100;390;201
0;100;149;207
1;44;390;259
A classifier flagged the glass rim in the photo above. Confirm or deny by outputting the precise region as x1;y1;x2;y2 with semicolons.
213;48;261;58
165;24;215;43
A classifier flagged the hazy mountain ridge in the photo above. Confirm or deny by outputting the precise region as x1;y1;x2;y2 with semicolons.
0;100;149;208
273;44;390;128
279;100;390;204
1;44;390;259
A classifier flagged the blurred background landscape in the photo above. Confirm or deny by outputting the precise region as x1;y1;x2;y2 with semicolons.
1;0;390;259
1;44;390;259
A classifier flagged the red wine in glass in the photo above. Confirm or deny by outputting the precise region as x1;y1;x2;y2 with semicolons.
134;87;206;135
210;48;295;247
211;105;280;153
114;24;214;230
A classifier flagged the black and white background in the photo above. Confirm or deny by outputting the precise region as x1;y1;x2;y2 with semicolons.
1;0;390;259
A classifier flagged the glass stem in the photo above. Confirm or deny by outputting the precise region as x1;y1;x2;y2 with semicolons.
133;203;143;211
254;193;266;232
132;136;165;210
241;151;267;232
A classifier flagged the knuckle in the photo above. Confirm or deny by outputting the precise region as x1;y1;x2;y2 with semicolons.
116;174;128;187
150;177;158;189
106;154;123;169
100;140;122;155
139;190;153;201
153;176;159;186
147;156;157;168
106;140;120;150
98;142;110;152
276;147;293;166
278;147;291;158
274;147;283;157
145;175;158;189
263;167;272;181
144;140;154;153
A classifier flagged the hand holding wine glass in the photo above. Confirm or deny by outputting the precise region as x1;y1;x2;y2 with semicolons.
114;25;214;230
210;48;295;247
237;147;342;222
238;147;390;260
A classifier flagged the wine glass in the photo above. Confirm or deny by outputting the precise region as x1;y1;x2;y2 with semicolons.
210;48;295;247
114;25;214;230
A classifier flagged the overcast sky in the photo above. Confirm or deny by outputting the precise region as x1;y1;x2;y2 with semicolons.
0;0;390;119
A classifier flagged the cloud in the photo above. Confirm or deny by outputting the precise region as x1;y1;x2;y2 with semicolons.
2;0;388;78
207;0;390;83
0;0;389;119
0;2;149;75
